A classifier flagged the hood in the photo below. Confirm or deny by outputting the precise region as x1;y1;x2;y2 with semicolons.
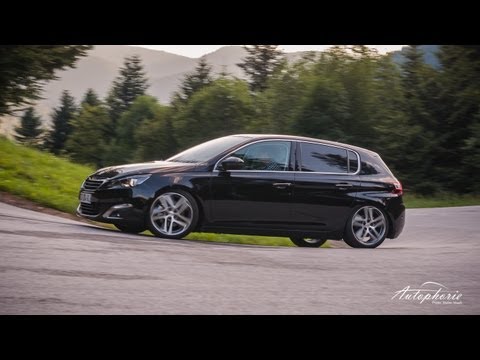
91;161;199;179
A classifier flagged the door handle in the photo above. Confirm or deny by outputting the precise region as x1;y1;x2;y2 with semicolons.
273;182;292;189
335;183;353;188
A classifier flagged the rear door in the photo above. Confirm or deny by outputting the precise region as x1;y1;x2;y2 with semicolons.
292;141;361;231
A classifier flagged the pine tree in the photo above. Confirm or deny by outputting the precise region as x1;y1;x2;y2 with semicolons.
255;62;305;133
339;45;380;147
66;104;112;167
237;45;284;92
400;45;439;193
401;45;438;129
81;88;101;107
292;76;350;142
0;45;91;116
462;113;480;193
106;55;149;127
111;95;162;163
14;107;43;146
45;90;77;155
435;45;480;192
173;56;213;104
372;56;413;180
134;110;177;162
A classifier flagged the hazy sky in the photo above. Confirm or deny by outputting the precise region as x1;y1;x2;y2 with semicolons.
132;45;406;58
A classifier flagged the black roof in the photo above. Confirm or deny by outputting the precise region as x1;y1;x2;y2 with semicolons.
232;134;378;156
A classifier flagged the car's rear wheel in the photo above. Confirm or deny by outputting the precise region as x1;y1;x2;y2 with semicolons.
147;190;199;239
343;205;388;248
290;236;327;248
114;223;147;234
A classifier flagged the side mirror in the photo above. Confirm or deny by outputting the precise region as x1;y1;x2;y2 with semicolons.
220;156;244;171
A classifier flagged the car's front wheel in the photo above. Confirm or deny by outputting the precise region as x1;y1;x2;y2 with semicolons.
147;190;199;239
343;205;388;248
290;236;327;248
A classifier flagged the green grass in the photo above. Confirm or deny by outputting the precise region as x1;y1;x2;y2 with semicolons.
403;193;480;208
1;136;479;247
185;232;296;246
0;137;94;213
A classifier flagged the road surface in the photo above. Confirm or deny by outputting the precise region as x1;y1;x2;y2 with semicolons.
0;202;479;314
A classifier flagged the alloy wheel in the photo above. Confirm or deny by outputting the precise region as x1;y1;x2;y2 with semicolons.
351;206;387;246
150;192;193;236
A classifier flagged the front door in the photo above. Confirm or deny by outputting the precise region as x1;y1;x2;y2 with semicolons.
209;140;294;226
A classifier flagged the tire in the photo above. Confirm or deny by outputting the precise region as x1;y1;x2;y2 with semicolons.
147;189;199;239
290;236;327;248
114;223;147;234
343;205;388;248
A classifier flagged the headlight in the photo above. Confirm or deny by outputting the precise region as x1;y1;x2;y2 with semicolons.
114;174;151;188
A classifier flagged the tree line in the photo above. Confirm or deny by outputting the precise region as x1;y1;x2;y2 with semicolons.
11;45;480;195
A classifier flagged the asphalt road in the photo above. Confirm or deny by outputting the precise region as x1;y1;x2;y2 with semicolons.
0;202;479;314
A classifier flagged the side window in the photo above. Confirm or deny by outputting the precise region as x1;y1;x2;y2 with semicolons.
300;143;348;173
230;141;291;171
358;152;388;175
348;150;359;173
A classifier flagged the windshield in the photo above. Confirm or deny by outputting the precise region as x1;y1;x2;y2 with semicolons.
167;136;251;163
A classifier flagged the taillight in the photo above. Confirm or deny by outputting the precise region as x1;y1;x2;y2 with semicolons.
392;181;403;196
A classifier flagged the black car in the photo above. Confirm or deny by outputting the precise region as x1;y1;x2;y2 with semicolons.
77;134;405;248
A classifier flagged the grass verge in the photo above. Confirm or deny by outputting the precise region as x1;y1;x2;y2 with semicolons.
0;137;93;213
403;193;480;208
185;232;296;246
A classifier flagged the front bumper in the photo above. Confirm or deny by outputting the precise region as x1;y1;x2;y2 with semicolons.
77;202;133;220
76;188;148;224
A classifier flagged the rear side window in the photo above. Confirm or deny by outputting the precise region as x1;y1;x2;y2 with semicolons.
299;143;348;173
359;153;390;175
360;161;381;175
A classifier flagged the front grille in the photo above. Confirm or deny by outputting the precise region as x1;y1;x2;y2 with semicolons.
83;178;104;191
80;202;100;216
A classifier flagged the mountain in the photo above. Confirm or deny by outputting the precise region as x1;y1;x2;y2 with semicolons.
390;45;440;68
37;45;323;114
38;46;197;111
203;46;247;77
